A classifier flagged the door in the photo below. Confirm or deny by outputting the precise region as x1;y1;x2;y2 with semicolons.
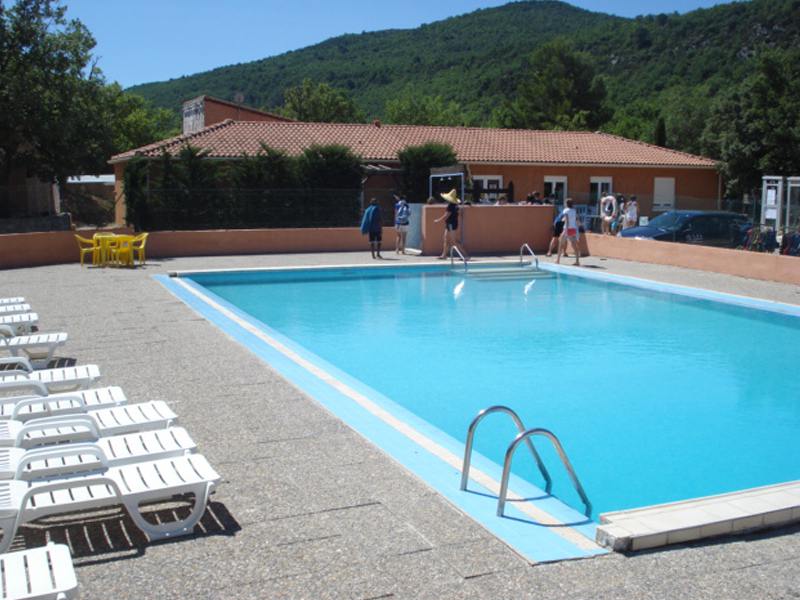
590;177;613;203
544;176;567;204
653;178;675;212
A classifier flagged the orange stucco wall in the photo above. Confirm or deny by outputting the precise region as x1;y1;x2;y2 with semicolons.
0;227;396;270
469;165;719;215
203;99;290;126
421;204;554;256
145;227;396;258
585;233;800;285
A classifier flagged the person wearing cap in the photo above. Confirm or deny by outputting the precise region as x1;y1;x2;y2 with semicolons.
394;194;411;255
435;188;467;260
600;194;617;235
360;197;383;259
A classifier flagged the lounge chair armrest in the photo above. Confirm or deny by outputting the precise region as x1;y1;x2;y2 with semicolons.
0;356;33;373
17;415;100;446
20;475;121;508
17;443;109;478
0;380;49;398
1;356;33;372
10;393;86;420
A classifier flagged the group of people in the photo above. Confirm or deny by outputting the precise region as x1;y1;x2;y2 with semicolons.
359;189;466;260
359;194;412;259
361;189;641;263
600;193;639;235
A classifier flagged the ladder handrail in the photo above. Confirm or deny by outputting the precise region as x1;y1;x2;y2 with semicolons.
450;245;468;272
497;427;592;517
519;243;539;270
460;405;552;493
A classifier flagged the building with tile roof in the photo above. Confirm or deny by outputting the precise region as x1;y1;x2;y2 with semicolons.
110;118;721;224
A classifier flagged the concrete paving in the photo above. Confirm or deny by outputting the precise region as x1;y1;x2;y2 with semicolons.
2;251;799;599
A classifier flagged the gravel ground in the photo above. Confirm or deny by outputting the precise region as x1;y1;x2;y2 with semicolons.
3;250;799;599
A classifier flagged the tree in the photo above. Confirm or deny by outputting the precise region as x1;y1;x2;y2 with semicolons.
491;40;609;130
105;86;178;153
229;144;297;189
296;145;363;189
278;79;365;123
0;0;107;185
654;117;667;147
0;0;179;195
397;142;457;202
385;88;466;126
702;49;800;197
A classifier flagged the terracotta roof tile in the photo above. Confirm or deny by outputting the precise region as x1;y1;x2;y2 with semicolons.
110;120;717;168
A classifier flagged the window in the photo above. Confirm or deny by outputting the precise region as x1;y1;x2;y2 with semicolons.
653;177;676;211
544;176;567;203
473;175;503;203
589;177;613;205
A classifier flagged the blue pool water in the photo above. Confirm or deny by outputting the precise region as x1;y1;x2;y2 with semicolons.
189;266;800;519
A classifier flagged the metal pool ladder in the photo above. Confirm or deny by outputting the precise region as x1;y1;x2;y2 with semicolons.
461;405;592;518
519;243;539;270
450;245;468;272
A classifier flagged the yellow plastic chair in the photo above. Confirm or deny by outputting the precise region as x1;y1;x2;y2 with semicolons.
92;233;117;266
110;235;135;267
132;233;149;265
74;235;100;267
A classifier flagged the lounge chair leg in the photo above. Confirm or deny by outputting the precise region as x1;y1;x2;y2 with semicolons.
125;482;212;541
0;515;21;554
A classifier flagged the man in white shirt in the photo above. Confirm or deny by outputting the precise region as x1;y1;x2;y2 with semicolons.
600;194;617;235
556;198;581;266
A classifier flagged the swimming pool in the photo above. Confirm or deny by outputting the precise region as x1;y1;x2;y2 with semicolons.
161;263;800;559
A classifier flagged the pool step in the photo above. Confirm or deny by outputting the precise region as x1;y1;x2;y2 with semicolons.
464;267;554;281
596;480;800;552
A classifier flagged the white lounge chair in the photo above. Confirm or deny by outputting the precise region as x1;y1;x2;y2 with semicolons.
0;386;127;422
1;427;196;480
0;325;68;366
0;313;37;335
1;400;176;448
0;297;24;306
0;359;100;393
0;453;220;551
0;304;32;316
0;542;78;600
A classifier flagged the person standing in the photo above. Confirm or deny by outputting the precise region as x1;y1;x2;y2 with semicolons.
360;197;383;259
556;198;581;266
394;194;411;254
435;189;467;259
600;194;617;235
624;195;639;230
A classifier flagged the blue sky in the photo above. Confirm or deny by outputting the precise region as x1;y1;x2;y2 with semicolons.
65;0;731;88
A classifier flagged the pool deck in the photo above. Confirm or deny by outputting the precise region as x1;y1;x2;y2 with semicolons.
3;251;800;599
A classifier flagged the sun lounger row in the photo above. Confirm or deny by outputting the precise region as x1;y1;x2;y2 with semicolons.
0;299;221;599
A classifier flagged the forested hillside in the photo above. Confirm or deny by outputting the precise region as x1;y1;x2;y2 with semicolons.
127;2;622;119
128;0;800;194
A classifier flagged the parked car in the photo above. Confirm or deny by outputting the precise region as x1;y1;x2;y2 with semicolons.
620;210;752;247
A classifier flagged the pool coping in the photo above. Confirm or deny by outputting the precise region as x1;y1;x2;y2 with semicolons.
164;260;800;554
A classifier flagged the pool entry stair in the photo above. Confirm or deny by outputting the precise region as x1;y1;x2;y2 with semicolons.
451;243;556;280
457;405;604;562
